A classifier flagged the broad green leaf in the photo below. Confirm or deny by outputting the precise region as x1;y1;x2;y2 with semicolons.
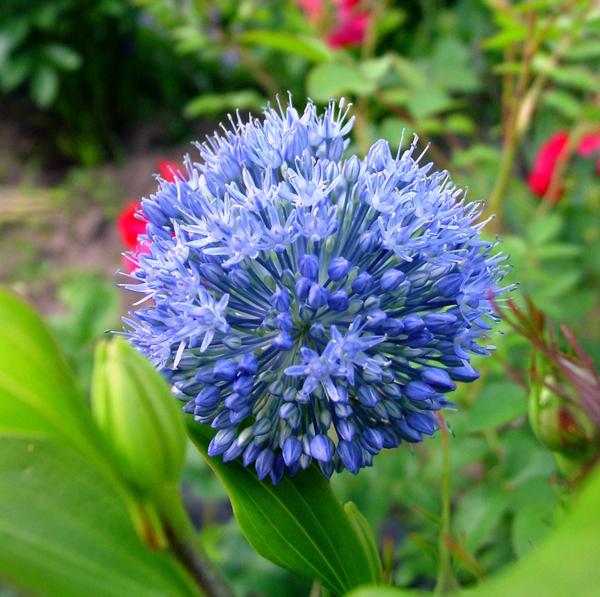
239;30;333;63
184;90;265;118
348;463;600;597
0;437;200;597
465;382;527;433
307;62;375;102
30;64;58;107
187;420;382;595
0;288;98;451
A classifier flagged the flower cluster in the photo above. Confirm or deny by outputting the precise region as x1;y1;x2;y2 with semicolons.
123;98;509;483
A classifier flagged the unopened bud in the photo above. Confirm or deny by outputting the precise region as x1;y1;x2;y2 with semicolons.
529;373;597;461
92;338;186;494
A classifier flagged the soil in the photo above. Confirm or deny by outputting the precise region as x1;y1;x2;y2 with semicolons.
0;118;215;315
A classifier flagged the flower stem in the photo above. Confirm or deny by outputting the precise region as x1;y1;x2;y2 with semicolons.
156;483;234;597
434;413;457;596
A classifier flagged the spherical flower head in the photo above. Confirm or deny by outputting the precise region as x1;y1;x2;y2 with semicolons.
123;98;510;483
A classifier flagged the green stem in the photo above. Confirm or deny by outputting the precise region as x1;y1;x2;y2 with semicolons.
155;483;234;597
434;414;457;596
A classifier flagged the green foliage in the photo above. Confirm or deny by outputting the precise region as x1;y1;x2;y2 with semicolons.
187;421;383;595
0;437;200;597
0;289;200;596
347;457;600;597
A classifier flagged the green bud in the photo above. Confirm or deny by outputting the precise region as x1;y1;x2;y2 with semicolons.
529;372;598;481
91;338;186;495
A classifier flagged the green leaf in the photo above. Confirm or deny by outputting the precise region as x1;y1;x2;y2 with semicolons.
453;484;508;553
307;62;376;102
0;288;98;450
184;90;265;118
378;117;414;149
348;464;600;596
444;113;476;136
542;89;582;119
30;64;58;107
465;381;527;433
344;502;383;583
428;37;480;93
239;30;333;63
44;44;82;71
0;436;200;597
0;18;29;68
548;65;598;92
186;421;382;595
359;56;392;82
482;27;527;51
527;213;562;244
511;501;555;558
406;87;452;121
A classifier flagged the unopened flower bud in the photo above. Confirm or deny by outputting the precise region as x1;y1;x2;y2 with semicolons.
92;338;186;494
529;373;597;462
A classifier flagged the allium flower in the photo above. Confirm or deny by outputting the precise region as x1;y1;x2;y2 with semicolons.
123;98;509;483
528;130;600;200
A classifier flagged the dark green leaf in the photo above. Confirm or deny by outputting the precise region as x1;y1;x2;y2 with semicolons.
0;437;200;597
187;421;382;595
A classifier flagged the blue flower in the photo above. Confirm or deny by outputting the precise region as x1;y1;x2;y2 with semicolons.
123;97;510;483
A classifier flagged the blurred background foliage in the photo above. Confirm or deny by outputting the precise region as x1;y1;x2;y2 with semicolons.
0;0;599;595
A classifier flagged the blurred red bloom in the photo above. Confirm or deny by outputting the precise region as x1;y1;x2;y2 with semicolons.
117;201;149;271
298;0;369;48
118;201;147;250
117;159;185;271
528;130;600;200
157;159;184;183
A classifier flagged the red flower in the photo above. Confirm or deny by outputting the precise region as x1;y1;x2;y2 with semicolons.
298;0;369;48
117;160;186;271
118;201;147;250
117;201;149;271
157;159;184;183
528;131;600;201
